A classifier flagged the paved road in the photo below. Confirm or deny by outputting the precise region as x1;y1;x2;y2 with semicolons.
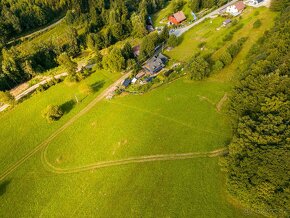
170;0;239;37
8;17;65;45
0;72;130;181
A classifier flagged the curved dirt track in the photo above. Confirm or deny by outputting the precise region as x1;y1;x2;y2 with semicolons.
0;73;130;181
41;148;228;174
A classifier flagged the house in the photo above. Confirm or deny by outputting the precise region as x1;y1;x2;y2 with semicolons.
133;45;140;57
143;53;168;74
122;78;131;88
223;19;232;26
169;11;186;25
226;1;246;16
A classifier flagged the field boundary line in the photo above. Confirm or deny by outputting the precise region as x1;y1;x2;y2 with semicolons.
41;147;228;174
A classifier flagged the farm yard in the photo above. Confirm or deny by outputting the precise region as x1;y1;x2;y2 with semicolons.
0;3;277;218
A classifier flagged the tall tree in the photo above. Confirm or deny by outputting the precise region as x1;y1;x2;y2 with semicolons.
57;53;77;75
131;13;147;38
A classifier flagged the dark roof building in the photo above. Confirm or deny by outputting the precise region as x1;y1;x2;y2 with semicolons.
143;53;168;74
122;78;131;87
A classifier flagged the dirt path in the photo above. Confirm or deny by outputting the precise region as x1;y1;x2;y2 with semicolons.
0;73;130;181
41;148;228;174
216;93;228;112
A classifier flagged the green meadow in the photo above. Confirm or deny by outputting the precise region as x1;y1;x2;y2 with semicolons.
0;6;276;218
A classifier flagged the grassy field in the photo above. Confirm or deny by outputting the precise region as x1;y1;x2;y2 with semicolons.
166;7;276;63
0;74;247;217
0;6;276;218
0;70;119;173
0;74;248;217
45;79;232;168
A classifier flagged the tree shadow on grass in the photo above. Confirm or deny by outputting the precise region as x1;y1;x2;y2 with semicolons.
0;180;11;197
91;80;105;93
60;100;76;114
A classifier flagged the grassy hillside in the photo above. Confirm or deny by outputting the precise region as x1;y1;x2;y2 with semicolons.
0;5;276;218
0;75;247;217
0;70;119;173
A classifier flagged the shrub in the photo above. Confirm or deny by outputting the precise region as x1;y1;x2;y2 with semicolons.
212;60;224;72
219;51;232;66
253;19;262;28
198;42;206;48
227;37;248;58
65;74;79;83
42;105;63;122
223;32;234;41
164;69;174;77
36;84;46;93
232;19;238;26
0;91;15;105
186;55;210;80
79;83;93;95
233;23;244;32
167;35;180;47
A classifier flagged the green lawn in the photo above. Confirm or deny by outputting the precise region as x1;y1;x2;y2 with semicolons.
0;6;276;218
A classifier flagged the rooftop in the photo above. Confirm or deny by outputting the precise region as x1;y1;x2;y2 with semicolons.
172;11;186;22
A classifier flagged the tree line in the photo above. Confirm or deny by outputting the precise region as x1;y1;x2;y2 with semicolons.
221;4;290;217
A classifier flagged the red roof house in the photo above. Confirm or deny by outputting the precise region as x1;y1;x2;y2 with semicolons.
169;11;186;25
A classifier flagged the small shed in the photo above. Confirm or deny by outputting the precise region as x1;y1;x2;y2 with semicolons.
223;19;232;26
131;78;137;84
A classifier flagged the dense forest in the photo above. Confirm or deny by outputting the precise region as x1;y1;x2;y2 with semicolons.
0;0;169;90
0;0;68;46
222;2;290;217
